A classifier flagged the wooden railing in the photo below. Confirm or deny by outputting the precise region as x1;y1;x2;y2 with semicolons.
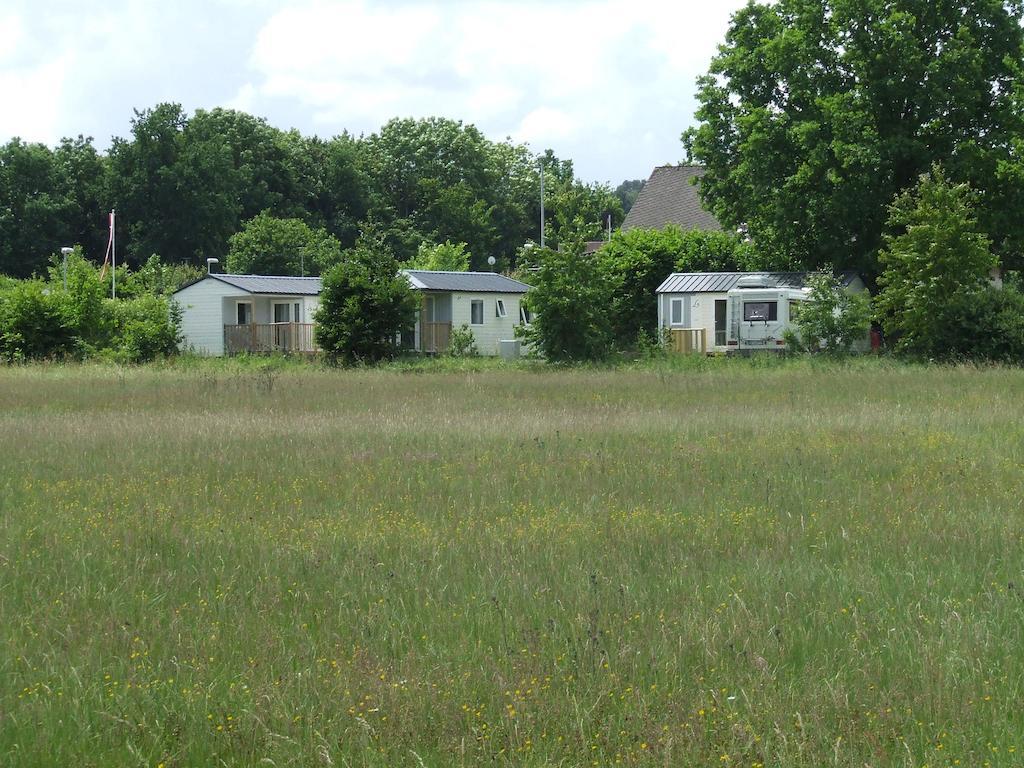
421;321;452;354
670;328;708;354
224;323;319;355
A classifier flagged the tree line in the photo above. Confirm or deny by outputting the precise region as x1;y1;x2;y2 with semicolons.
0;106;626;278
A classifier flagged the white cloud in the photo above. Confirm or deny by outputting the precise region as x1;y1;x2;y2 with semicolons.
0;55;69;143
240;0;747;179
515;107;578;144
0;0;751;180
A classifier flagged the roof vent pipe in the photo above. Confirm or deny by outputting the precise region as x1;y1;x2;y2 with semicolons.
207;258;219;275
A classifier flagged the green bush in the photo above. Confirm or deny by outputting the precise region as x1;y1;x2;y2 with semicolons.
226;212;343;276
0;249;185;362
940;285;1024;363
314;233;419;363
404;240;471;272
0;280;78;361
876;167;997;358
517;246;614;362
445;324;478;357
789;273;872;356
113;294;182;363
119;254;204;298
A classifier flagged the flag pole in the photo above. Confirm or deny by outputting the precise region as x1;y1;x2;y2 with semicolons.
111;209;116;299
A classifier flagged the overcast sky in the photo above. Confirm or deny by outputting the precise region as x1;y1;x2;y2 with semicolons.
0;0;750;184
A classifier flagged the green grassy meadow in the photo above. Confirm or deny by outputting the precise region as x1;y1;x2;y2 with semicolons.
1;359;1023;767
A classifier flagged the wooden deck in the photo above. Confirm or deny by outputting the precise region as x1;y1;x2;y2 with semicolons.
670;328;708;354
224;323;319;355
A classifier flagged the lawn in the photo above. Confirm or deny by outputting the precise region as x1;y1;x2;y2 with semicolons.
1;359;1022;767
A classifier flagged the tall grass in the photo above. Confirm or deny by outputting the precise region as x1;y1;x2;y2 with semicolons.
1;361;1022;767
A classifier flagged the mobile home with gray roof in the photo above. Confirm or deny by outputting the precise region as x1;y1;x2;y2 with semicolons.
172;270;530;357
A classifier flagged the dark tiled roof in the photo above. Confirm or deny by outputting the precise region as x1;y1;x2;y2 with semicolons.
657;272;861;294
622;165;722;233
403;270;530;294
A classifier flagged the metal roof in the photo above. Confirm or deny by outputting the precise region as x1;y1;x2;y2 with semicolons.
180;274;325;295
622;165;722;233
176;271;531;296
402;270;530;294
657;271;861;294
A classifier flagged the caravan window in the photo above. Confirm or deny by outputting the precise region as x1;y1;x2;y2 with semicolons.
743;301;777;321
470;300;484;325
670;298;684;326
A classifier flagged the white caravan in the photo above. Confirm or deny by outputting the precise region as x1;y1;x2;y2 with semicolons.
726;275;808;352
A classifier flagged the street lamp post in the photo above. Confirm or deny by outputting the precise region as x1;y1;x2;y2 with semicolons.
539;159;545;249
60;247;73;290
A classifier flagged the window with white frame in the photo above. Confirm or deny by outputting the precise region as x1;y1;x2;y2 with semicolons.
670;298;684;326
495;299;507;318
470;300;484;325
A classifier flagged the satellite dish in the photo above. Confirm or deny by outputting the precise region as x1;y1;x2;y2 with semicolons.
487;256;496;266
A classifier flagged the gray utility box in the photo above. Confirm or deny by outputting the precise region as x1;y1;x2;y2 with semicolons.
499;339;521;359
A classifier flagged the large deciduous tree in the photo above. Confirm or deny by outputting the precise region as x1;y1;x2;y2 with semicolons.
0;139;72;277
685;0;1024;277
226;212;342;276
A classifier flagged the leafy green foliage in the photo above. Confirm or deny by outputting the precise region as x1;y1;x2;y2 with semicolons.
2;106;620;279
517;246;614;362
46;250;114;351
226;212;342;276
118;255;204;298
0;137;109;277
0;250;181;361
937;284;1024;362
614;179;645;215
314;234;419;363
788;273;872;355
0;280;77;361
538;151;624;249
672;229;761;273
404;241;471;272
685;0;1024;277
113;294;182;363
445;324;478;357
875;167;997;357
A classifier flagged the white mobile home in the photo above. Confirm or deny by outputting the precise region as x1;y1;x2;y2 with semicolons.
172;270;530;357
173;274;322;356
656;272;866;353
403;270;530;356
